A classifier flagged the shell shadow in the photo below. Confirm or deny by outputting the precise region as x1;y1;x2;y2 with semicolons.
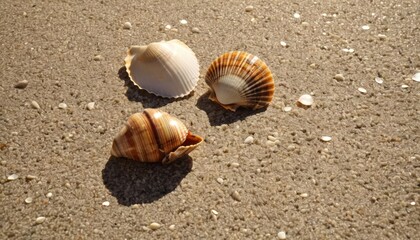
102;156;193;205
118;66;194;108
196;91;267;126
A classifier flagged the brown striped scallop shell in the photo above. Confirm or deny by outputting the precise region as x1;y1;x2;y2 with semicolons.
205;51;275;111
111;109;203;164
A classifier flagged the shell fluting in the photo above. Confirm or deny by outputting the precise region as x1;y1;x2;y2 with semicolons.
111;109;203;163
125;39;200;98
205;51;275;111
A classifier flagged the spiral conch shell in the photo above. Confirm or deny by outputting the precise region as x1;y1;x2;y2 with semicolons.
111;109;203;164
205;51;275;111
125;39;200;98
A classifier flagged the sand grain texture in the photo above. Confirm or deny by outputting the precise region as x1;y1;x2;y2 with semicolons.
1;0;419;239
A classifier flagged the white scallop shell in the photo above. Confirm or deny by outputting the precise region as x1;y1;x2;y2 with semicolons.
124;39;200;98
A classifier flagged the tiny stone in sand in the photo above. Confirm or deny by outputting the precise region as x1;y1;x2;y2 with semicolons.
297;94;314;107
149;222;161;230
358;87;367;94
14;80;29;89
412;72;420;82
361;25;370;30
375;77;384;84
245;6;254;12
334;74;345;81
26;175;37;180
230;190;241;201
179;19;188;25
46;192;53;198
35;217;46;224
169;224;176;230
102;201;110;206
7;174;18;181
191;27;200;33
244;136;254;144
278;231;287;239
58;103;67;109
86;102;95;110
31;101;40;109
280;41;287;47
283;106;292;112
25;197;33;204
293;12;300;18
216;177;224;184
93;55;104;61
320;136;332;142
123;22;132;29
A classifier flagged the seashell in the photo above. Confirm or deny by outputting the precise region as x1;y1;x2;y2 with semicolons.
205;51;275;111
124;39;200;98
111;109;203;163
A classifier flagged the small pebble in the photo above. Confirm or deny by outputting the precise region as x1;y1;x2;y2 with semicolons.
211;210;219;215
93;55;104;61
283;106;292;112
297;94;314;107
230;191;241;201
26;175;37;180
7;174;18;181
300;193;309;198
179;19;188;25
216;177;224;184
278;231;287;239
342;48;355;53
244;136;254;144
31;101;40;109
410;201;416;206
231;162;240;167
165;25;172;30
191;27;200;33
102;201;110;206
377;34;387;40
25;197;33;204
361;25;370;30
358;87;367;94
35;217;46;224
123;22;132;30
401;84;409;89
86;102;95;110
46;192;53;198
58;103;67;109
14;80;29;89
245;5;254;12
169;224;176;230
293;12;300;19
320;136;332;142
280;41;287;47
149;222;161;230
412;72;420;82
333;74;345;81
375;77;384;84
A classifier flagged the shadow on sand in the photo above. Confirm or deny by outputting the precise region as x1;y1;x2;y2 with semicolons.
118;66;194;108
195;91;267;126
102;156;192;206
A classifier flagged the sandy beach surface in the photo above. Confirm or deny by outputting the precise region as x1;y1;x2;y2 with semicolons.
1;0;419;239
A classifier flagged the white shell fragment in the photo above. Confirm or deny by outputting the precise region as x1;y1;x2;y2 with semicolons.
278;231;287;239
412;72;420;82
125;39;200;98
244;136;254;144
293;12;301;19
401;84;409;89
375;77;384;84
280;41;287;47
7;174;18;181
102;201;110;206
25;197;33;204
123;22;132;30
358;87;367;94
361;25;370;30
297;94;314;106
179;19;188;25
149;222;161;230
35;217;46;224
320;136;332;142
283;106;292;112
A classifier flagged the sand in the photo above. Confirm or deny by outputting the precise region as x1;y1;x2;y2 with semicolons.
1;0;419;239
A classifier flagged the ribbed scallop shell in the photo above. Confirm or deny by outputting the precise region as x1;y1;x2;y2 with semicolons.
205;51;275;111
111;109;203;164
125;39;200;98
